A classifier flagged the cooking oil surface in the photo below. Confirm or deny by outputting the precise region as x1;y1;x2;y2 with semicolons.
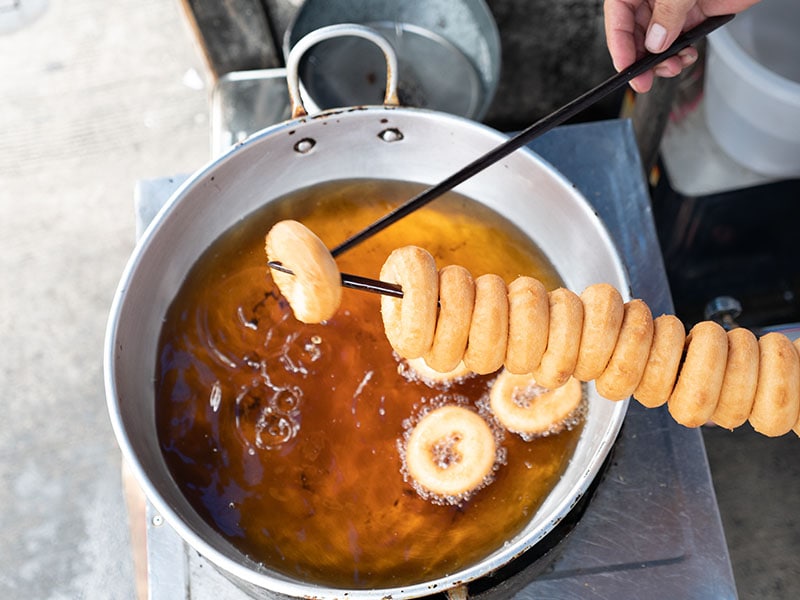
156;179;582;588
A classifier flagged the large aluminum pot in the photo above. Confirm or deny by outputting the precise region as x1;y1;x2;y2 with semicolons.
105;25;630;600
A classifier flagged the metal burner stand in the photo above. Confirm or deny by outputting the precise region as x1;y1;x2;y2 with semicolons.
136;119;737;599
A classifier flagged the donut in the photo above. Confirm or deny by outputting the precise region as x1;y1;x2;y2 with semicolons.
463;274;509;375
423;265;475;373
711;327;759;430
531;288;584;389
405;357;472;385
505;276;550;375
573;283;625;382
380;246;439;359
668;321;728;428
265;220;342;324
793;338;800;437
489;370;584;438
632;314;685;408
749;332;800;437
404;405;497;501
595;299;654;401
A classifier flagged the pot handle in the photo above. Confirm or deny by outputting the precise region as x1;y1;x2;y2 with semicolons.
286;23;400;118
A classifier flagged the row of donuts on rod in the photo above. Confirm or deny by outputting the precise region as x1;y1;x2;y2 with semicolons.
267;219;800;441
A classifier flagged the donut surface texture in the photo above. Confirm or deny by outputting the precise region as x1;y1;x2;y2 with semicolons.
380;246;439;359
668;321;728;428
712;327;759;430
749;332;800;437
489;370;583;437
574;283;624;382
505;276;549;375
632;314;685;408
405;405;497;501
531;288;584;389
424;265;475;373
463;274;509;375
265;220;342;323
595;299;654;401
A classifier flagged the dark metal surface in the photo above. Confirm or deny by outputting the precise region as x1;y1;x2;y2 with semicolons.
654;99;800;330
139;119;736;599
178;0;281;78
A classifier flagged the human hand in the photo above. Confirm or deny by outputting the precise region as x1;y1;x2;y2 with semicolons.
604;0;760;93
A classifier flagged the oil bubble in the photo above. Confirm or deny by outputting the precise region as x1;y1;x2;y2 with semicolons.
255;408;298;449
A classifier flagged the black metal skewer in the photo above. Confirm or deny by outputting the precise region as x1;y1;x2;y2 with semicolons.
328;14;734;258
269;261;404;297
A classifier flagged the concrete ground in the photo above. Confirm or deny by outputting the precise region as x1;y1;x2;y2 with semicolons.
0;1;207;598
0;1;798;599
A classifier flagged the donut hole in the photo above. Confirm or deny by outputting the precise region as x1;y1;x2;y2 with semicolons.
430;433;464;469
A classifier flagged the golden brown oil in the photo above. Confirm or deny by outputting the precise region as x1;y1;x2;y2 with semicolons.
155;179;583;589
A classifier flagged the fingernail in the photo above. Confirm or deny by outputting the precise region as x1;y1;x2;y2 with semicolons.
645;23;667;53
679;48;698;66
653;65;673;78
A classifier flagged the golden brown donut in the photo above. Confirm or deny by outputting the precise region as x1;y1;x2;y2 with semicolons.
711;327;759;430
380;246;439;359
749;332;800;437
404;405;497;501
265;219;342;324
595;299;654;401
794;338;800;437
668;321;728;428
633;314;685;408
573;283;624;381
423;265;475;373
489;370;583;438
463;274;509;375
405;357;472;385
505;276;550;375
531;288;584;389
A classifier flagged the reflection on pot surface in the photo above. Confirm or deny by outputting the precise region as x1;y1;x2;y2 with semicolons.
155;179;584;588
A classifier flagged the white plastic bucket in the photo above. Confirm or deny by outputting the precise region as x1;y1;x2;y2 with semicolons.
704;1;800;178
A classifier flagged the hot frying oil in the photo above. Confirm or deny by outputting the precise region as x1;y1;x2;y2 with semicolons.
156;179;583;588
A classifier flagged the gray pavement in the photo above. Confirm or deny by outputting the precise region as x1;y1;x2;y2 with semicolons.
0;1;208;598
1;1;799;599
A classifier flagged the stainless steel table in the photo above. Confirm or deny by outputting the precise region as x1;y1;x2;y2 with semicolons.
136;118;737;599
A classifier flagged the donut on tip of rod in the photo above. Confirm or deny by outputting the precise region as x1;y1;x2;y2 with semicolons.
265;220;342;324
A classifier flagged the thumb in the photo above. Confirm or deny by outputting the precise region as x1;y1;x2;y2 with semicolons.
645;0;696;53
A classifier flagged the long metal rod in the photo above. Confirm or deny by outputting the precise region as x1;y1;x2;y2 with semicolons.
269;261;403;297
329;14;734;258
